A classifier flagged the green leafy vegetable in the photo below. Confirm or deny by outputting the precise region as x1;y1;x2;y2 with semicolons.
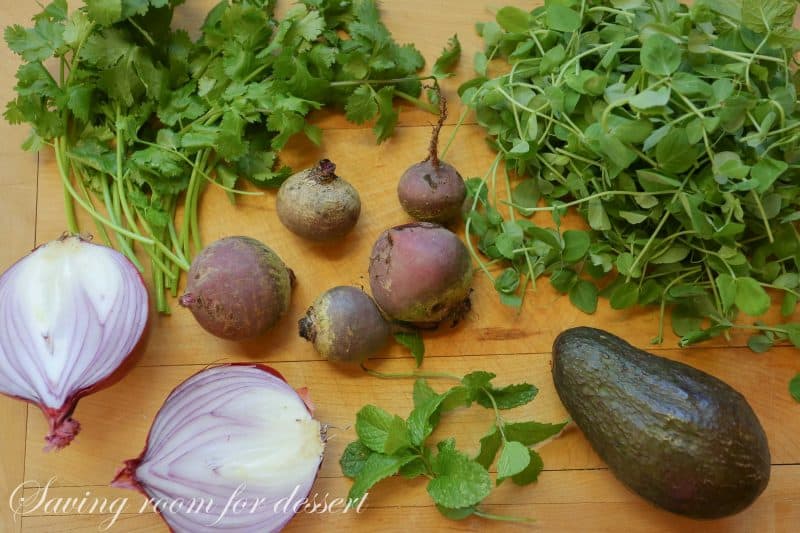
340;371;564;524
790;373;800;403
6;0;459;313
460;0;800;386
394;331;425;367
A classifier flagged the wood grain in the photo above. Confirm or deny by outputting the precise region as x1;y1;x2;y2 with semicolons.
1;1;799;532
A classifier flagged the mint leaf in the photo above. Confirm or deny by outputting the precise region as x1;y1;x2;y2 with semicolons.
511;449;544;486
428;440;492;508
504;420;568;445
356;405;410;454
407;387;465;446
348;453;417;503
474;425;502;469
477;383;538;410
340;441;373;478
436;505;476;520
394;331;425;367
497;441;531;484
432;34;461;79
413;378;438;408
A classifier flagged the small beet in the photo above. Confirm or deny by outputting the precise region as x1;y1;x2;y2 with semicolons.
277;159;361;241
397;88;466;223
299;286;390;363
180;236;293;340
369;222;473;327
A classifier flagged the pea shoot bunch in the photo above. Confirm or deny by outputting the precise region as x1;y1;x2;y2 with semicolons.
461;0;800;354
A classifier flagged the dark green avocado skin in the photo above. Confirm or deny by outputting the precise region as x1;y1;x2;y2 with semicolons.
552;327;770;519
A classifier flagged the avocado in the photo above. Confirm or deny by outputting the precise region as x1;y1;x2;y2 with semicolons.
552;327;770;519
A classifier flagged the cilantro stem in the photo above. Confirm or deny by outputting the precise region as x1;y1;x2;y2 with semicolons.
359;364;461;382
133;139;264;196
100;178;143;271
473;510;535;524
54;139;79;233
394;91;438;114
127;18;156;47
73;165;112;247
330;76;436;87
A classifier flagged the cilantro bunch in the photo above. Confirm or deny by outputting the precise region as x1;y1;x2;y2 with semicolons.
5;0;457;312
340;371;567;523
459;0;800;355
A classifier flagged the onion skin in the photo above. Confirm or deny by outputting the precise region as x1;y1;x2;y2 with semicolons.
276;159;361;241
112;364;324;533
0;234;149;450
180;237;293;340
368;223;473;327
299;286;390;363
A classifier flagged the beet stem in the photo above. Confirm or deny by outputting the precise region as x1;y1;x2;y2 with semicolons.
315;159;338;182
298;315;316;342
427;85;447;169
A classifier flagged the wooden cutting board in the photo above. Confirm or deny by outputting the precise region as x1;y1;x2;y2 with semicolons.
1;1;798;531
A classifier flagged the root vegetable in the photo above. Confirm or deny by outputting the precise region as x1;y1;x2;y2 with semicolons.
369;222;473;327
179;237;293;340
277;159;361;241
0;234;148;450
299;286;390;363
112;363;325;532
397;90;466;223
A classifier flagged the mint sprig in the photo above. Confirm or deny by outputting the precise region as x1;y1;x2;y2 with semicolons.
340;371;567;523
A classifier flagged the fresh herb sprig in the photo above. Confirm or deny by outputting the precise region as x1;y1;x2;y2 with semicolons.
340;371;567;523
5;0;459;312
458;0;800;361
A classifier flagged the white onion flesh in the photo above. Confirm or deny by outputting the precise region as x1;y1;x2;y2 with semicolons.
112;364;325;533
0;234;148;450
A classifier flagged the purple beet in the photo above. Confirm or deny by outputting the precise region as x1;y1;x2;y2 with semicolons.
299;286;390;363
397;89;466;223
180;236;294;340
277;159;361;241
368;222;473;327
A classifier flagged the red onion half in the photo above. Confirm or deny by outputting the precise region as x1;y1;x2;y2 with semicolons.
112;364;325;532
0;234;148;450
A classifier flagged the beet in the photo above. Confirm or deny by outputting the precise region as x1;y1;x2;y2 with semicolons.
368;222;473;327
299;286;390;363
179;236;294;340
397;90;466;223
277;159;361;241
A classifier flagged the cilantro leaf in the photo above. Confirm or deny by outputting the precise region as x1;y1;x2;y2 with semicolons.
432;34;461;79
85;0;123;26
345;85;378;124
5;21;65;62
428;439;492;509
373;86;398;143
